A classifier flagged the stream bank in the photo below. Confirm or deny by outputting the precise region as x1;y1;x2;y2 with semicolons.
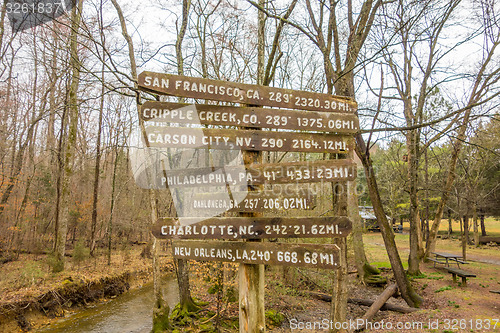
0;264;174;332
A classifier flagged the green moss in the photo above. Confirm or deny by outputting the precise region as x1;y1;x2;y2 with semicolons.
265;309;284;328
363;262;381;275
152;295;170;333
364;275;387;285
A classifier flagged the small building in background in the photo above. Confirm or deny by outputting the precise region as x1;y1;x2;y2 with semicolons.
359;206;400;232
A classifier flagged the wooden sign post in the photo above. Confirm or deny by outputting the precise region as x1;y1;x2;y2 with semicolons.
138;71;358;332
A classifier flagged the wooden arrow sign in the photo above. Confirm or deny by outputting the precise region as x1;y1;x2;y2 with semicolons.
171;240;341;269
138;71;357;113
144;126;354;153
135;159;357;189
152;216;352;240
141;102;359;133
190;190;316;213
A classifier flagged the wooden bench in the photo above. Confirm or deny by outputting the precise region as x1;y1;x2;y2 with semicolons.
445;267;476;286
428;258;447;267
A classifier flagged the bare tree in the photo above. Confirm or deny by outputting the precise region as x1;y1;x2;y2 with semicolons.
249;0;423;308
373;0;461;275
109;0;170;329
425;0;500;258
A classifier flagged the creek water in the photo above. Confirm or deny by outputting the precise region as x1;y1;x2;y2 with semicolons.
39;276;179;333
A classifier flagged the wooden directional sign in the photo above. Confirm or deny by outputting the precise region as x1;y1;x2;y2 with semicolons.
138;72;357;113
152;216;352;240
145;126;354;153
191;190;316;213
157;159;357;188
141;102;359;134
171;240;341;269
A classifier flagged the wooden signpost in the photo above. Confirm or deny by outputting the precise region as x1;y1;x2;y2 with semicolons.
138;71;357;113
152;216;352;240
189;190;317;213
171;240;341;269
138;71;358;332
145;126;354;153
141;101;359;133
137;158;357;189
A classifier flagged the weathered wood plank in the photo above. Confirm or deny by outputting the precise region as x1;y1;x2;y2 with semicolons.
141;102;359;133
145;126;354;153
152;216;352;240
138;72;357;113
190;190;316;213
171;240;341;269
153;159;356;189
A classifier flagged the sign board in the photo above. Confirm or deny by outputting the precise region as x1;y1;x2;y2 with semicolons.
156;159;357;188
190;190;316;213
138;72;357;113
171;240;341;269
141;102;359;133
152;216;352;240
145;126;354;153
137;71;358;331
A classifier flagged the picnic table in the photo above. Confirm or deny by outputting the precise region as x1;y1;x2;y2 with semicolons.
428;252;476;286
428;252;468;268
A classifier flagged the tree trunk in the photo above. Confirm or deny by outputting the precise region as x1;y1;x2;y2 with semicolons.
447;209;452;237
332;59;421;309
90;60;105;256
462;215;468;260
350;181;370;282
424;147;430;244
0;1;7;52
349;177;379;283
407;131;421;275
480;215;486;236
473;203;479;247
172;0;198;315
46;25;58;157
355;134;422;308
55;0;84;272
107;147;119;266
109;0;170;329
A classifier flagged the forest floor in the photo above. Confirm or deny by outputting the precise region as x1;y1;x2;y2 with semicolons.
187;218;500;332
0;218;499;332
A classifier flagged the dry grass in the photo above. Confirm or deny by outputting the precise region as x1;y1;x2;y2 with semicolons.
0;244;158;306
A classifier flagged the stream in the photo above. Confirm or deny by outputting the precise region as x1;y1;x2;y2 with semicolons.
39;276;179;333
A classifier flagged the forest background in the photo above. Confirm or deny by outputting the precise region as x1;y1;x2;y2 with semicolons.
0;0;499;326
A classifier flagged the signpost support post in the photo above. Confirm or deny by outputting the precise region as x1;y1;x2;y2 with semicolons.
239;114;266;333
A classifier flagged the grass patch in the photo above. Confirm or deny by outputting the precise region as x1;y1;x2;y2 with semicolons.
409;273;427;280
371;261;408;270
435;286;453;293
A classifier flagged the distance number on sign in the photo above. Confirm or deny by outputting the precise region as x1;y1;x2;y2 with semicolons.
264;224;342;236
